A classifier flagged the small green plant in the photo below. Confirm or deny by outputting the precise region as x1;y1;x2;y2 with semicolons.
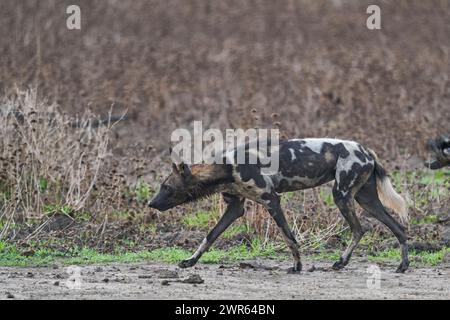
182;210;218;229
311;249;341;262
147;224;158;234
222;224;250;239
134;182;153;204
359;231;387;251
137;223;158;234
146;248;191;263
43;204;73;216
410;215;439;225
38;178;49;194
418;248;449;265
319;188;336;209
75;211;92;222
419;170;447;186
0;240;7;252
368;248;401;261
111;210;132;220
281;192;295;203
368;247;450;266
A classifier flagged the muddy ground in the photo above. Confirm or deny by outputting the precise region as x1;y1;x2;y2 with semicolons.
1;258;449;300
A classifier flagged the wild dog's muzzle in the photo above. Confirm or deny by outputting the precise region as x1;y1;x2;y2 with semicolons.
148;196;169;211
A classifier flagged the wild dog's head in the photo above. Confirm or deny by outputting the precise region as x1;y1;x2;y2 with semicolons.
148;162;232;211
425;134;450;170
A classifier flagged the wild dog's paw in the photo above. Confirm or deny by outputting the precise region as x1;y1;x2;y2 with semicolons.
331;258;346;270
178;259;196;269
395;261;409;273
287;262;302;274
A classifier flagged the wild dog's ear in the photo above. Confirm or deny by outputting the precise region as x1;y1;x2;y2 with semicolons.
178;162;191;179
170;161;191;178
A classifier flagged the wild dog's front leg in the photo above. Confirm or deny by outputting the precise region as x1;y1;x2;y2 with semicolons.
178;193;245;268
261;193;302;274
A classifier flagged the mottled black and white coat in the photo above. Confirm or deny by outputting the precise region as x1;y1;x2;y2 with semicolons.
149;138;409;273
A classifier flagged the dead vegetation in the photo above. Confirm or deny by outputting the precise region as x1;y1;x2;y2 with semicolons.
0;1;449;255
0;90;112;236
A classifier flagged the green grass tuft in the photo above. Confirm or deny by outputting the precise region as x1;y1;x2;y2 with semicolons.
182;210;218;229
368;247;450;266
0;238;448;268
222;224;250;239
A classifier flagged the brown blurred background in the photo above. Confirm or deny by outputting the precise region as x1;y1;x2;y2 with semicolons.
1;0;450;168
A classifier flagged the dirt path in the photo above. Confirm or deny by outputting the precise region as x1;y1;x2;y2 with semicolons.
0;259;449;300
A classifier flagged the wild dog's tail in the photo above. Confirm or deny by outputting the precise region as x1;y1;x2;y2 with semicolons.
367;148;408;223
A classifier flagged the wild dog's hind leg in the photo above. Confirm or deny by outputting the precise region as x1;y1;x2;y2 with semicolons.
260;193;302;274
332;163;373;270
356;174;409;273
332;185;364;270
178;193;245;268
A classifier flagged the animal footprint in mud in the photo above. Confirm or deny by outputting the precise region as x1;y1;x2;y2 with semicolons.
159;274;204;285
181;274;204;284
155;269;179;279
238;262;277;271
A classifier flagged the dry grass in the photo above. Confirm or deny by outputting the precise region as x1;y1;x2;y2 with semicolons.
0;1;449;251
0;90;112;236
0;90;447;251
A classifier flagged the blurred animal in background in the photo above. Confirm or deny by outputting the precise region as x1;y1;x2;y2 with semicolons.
425;134;450;170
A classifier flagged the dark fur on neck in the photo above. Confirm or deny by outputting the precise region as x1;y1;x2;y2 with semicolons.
185;164;234;202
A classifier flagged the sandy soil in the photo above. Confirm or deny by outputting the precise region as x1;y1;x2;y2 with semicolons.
0;258;449;300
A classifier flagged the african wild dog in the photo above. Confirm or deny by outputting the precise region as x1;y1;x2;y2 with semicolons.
149;138;409;273
425;134;450;169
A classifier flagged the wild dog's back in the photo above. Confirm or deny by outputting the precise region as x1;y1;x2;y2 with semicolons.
272;138;373;193
225;138;374;197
